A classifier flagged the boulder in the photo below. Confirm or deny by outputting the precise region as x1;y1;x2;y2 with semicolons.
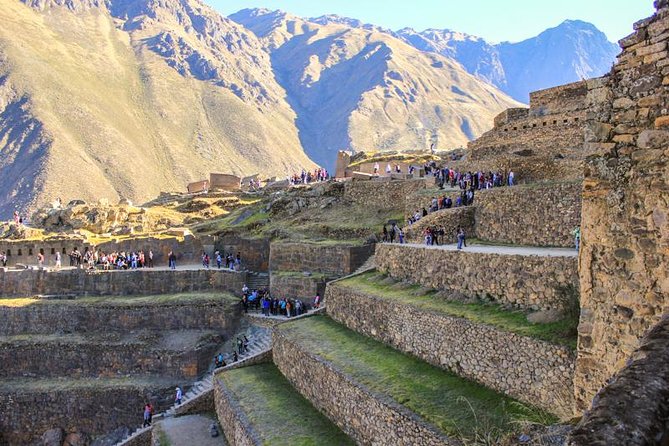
40;428;64;446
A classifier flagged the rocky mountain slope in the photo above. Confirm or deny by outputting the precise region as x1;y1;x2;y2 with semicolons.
229;8;521;169
397;20;619;102
0;0;315;217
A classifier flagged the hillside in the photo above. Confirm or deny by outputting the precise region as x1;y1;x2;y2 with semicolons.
229;8;522;169
397;20;619;103
0;0;315;218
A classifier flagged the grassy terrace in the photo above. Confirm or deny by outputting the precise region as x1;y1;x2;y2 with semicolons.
280;316;557;443
218;363;354;446
0;292;239;307
0;376;176;392
336;271;577;349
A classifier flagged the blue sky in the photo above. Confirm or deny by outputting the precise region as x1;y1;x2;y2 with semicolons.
211;0;654;43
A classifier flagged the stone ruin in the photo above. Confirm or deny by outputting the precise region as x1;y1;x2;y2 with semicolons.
2;2;669;445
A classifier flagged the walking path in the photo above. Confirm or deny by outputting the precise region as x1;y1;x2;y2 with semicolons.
397;243;578;258
155;415;227;446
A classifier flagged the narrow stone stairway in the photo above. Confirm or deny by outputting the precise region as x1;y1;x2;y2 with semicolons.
114;324;271;446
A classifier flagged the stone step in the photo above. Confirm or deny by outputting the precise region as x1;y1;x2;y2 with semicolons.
215;362;353;445
325;273;576;416
272;315;558;446
375;243;578;312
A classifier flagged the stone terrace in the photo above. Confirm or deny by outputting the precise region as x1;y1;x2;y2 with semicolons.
0;293;241;445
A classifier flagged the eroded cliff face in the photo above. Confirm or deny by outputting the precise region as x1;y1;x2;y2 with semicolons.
0;0;315;217
575;0;669;412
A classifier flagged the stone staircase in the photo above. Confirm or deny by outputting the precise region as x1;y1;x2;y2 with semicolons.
245;272;269;290
352;254;375;274
114;325;272;446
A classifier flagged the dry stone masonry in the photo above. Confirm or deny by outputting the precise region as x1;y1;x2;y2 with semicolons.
325;282;576;418
376;244;579;311
574;0;669;412
272;328;455;446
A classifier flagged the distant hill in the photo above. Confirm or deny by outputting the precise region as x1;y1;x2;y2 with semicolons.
229;8;520;169
397;20;619;103
0;0;315;217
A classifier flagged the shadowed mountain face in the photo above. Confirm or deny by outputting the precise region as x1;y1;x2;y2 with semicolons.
397;20;619;103
230;8;521;169
0;0;315;217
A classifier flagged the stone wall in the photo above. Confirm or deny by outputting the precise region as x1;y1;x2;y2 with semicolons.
0;267;247;298
376;244;578;312
214;375;261;446
209;173;241;191
475;181;582;247
568;315;669;445
574;1;669;412
0;383;175;446
269;272;326;300
0;234;203;267
343;178;426;210
0;333;223;380
325;283;575;418
272;329;454;445
404;207;476;244
0;298;240;336
216;235;270;272
269;242;374;277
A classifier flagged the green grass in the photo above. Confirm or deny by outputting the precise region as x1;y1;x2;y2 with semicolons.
337;272;577;349
0;292;238;308
219;363;354;446
279;316;557;443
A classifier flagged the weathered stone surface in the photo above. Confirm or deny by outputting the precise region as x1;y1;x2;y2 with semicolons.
269;242;373;277
343;178;426;211
404;207;476;244
269;273;325;300
474;182;582;248
568;315;669;445
325;283;576;418
272;329;454;445
0;268;246;298
376;244;579;311
574;2;669;413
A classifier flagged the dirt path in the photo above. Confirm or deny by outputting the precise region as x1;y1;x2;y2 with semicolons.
398;242;578;257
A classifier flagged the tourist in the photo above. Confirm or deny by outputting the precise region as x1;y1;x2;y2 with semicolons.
168;251;177;270
216;252;222;269
572;227;581;251
382;225;388;242
457;227;466;250
398;227;405;244
0;251;6;267
55;251;61;270
37;252;45;268
385;163;392;174
508;170;515;186
147;250;154;268
202;252;210;269
374;162;379;174
175;387;182;405
232;351;238;362
142;403;152;427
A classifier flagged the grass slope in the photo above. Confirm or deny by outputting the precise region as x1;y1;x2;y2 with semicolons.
279;316;557;443
219;363;354;446
336;271;577;348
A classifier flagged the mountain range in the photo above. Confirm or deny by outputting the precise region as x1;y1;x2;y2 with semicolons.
0;0;618;216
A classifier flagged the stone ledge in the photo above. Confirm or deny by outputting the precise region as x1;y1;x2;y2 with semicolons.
326;282;576;418
272;325;455;446
376;244;579;311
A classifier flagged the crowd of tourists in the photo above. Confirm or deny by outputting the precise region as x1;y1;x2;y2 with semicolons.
289;167;330;185
240;283;317;318
200;250;242;270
